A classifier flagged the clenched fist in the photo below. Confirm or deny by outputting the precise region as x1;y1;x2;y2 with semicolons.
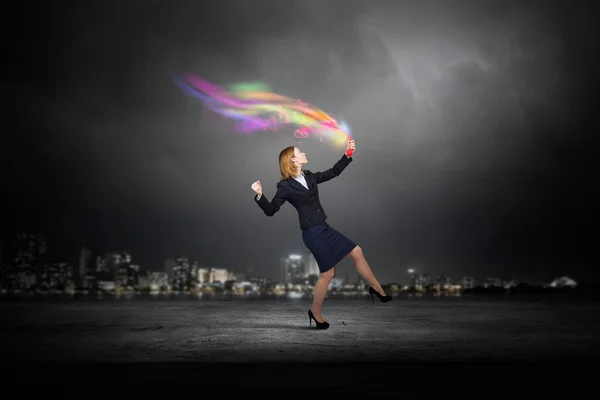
347;139;355;152
251;180;262;197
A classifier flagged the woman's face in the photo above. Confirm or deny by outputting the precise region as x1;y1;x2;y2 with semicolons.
293;147;307;165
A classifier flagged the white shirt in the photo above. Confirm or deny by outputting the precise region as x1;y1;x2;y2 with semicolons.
293;172;309;190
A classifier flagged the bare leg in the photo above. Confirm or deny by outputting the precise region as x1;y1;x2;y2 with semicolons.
311;267;335;322
349;246;387;296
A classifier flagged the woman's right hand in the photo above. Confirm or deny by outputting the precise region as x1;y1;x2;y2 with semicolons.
251;180;262;197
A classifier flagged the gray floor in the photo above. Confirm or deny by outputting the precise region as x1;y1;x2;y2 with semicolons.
2;295;598;363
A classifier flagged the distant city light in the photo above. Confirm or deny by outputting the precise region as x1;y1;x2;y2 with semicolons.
2;232;579;298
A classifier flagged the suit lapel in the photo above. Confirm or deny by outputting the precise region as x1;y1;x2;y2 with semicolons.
304;172;313;191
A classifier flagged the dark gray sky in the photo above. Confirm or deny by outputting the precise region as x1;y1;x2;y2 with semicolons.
5;0;597;283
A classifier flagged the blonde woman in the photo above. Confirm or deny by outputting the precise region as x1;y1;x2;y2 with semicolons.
251;139;391;330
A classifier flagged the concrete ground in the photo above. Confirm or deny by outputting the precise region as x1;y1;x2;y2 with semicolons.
1;295;598;391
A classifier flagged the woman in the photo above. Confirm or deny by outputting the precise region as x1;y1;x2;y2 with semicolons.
251;139;391;330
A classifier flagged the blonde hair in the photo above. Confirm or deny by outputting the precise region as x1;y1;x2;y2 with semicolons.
279;146;306;180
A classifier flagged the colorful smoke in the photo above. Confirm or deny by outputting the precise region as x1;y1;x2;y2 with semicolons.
170;72;351;148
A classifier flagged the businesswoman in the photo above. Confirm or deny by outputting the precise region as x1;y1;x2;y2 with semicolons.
251;139;391;329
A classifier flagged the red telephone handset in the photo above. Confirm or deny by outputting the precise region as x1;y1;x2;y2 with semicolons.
345;136;354;157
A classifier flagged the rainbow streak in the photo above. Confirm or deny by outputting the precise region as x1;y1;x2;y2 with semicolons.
170;72;351;148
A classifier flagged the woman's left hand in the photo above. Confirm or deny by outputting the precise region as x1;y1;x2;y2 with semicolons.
347;139;355;153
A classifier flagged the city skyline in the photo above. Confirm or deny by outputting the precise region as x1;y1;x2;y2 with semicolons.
0;232;582;293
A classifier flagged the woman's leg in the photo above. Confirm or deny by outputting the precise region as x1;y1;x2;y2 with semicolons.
311;267;335;322
349;246;387;296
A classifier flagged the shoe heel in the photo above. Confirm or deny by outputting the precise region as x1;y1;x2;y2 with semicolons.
369;286;392;304
308;309;329;330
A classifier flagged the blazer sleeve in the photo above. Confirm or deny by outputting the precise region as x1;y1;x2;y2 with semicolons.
313;154;353;184
254;181;288;216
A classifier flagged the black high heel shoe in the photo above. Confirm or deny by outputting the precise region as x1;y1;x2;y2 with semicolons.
308;310;330;329
369;286;392;304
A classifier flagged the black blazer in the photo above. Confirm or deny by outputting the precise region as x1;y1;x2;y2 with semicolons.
254;154;353;230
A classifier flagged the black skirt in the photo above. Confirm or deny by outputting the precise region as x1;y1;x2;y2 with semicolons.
302;221;357;273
